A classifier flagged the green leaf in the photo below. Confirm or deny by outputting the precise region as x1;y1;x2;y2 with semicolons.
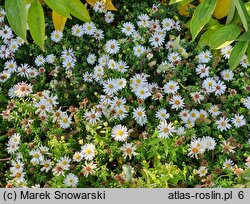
247;43;250;64
229;41;248;70
236;30;250;41
67;0;91;22
233;0;250;31
209;24;241;50
190;0;217;40
242;168;250;181
169;0;186;5
44;0;71;18
173;35;180;50
28;0;45;51
5;0;27;41
198;25;223;49
226;0;235;24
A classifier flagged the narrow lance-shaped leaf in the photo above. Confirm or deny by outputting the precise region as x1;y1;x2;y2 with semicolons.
209;24;241;50
233;0;250;31
226;0;235;24
44;0;71;18
28;0;45;51
190;0;217;40
229;41;248;70
5;0;27;41
68;0;91;22
52;11;67;31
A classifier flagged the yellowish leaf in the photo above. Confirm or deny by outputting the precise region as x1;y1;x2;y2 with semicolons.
86;0;96;6
104;0;117;11
52;11;67;31
178;4;196;17
213;0;231;19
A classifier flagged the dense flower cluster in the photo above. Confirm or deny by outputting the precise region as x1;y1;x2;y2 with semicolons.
0;1;249;188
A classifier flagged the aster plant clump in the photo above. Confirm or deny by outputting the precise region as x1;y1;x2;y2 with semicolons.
0;0;249;188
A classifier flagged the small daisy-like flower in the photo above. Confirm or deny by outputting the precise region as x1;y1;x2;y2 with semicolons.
93;1;106;13
134;86;151;100
84;109;102;124
149;32;165;48
59;113;72;129
105;11;114;23
240;54;249;68
196;64;209;78
231;114;246;128
0;8;6;23
197;166;208;177
216;117;231;131
58;156;71;170
82;22;96;35
51;30;63;42
35;55;46;66
0;25;13;39
202;136;216;150
40;159;52;172
163;80;179;94
208;105;221;117
155;108;170;121
167;52;181;64
162;18;173;31
64;173;78;187
121;22;135;36
4;60;17;73
86;53;96;65
243;97;250;109
82;161;97;177
133;45;146;57
103;78;119;96
157;120;176;138
52;165;65;176
73;151;83;162
120;143;137;159
105;39;120;54
190;91;204;104
115;60;129;73
187;138;205;159
94;29;104;40
198;50;212;63
202;77;216;94
81;143;95;161
214;80;226;96
8;82;33;98
169;95;185;110
220;45;232;59
221;141;235;154
46;54;56;64
223;158;234;170
132;106;147;126
10;159;24;173
111;124;129;141
30;149;43;164
220;69;234;81
71;24;84;37
137;14;150;28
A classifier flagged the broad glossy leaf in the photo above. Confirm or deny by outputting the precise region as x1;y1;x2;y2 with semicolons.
209;24;241;50
5;0;27;41
44;0;71;18
198;25;223;48
229;41;248;70
52;11;67;31
68;0;91;22
190;0;217;40
233;0;250;31
169;0;187;4
236;30;250;41
28;0;45;51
